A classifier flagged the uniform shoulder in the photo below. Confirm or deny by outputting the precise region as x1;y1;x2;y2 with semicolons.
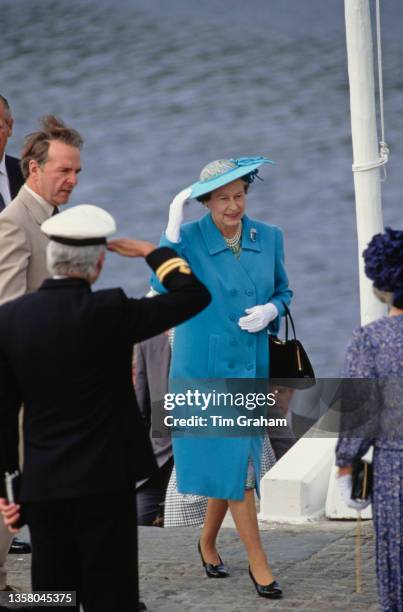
84;288;129;326
0;291;34;320
92;287;126;304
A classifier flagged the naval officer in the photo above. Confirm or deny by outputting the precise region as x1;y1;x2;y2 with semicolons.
0;204;211;612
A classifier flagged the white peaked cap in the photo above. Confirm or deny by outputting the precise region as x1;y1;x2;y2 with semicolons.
41;204;116;246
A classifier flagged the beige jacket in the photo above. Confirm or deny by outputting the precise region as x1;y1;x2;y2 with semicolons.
0;186;54;305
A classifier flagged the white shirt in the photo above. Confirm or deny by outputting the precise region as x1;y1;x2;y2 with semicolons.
23;184;55;217
0;154;12;206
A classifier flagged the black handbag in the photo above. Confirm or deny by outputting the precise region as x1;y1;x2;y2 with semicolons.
351;459;373;501
269;303;315;389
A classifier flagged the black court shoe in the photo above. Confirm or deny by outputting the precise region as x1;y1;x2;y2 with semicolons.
248;567;283;599
197;540;229;578
9;538;31;554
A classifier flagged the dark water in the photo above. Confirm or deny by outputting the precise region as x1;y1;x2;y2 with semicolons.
1;0;403;374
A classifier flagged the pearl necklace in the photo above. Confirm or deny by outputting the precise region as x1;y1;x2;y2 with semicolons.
224;223;242;248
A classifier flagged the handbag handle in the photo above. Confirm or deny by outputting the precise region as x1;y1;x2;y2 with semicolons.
282;302;297;341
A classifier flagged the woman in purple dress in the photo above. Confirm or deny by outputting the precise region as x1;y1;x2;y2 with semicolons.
336;227;403;612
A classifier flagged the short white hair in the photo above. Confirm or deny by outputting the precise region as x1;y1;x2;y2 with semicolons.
373;286;393;306
47;241;105;278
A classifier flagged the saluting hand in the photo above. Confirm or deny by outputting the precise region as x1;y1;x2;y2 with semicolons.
107;239;156;258
0;498;21;534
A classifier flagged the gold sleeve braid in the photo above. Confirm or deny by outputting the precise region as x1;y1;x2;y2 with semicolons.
156;257;191;283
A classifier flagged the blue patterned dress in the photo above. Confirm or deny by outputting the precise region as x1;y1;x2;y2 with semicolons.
336;315;403;612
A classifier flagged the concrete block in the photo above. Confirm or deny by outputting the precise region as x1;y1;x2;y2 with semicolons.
259;437;336;523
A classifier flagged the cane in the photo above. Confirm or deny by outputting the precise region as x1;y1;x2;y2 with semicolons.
355;510;362;593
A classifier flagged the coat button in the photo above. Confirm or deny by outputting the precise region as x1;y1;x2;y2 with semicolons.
245;289;253;296
246;363;253;370
229;314;236;321
228;362;235;369
247;340;253;347
230;339;237;346
230;289;238;297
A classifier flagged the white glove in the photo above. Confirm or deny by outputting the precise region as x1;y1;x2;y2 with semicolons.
337;474;371;510
165;187;192;243
238;303;278;333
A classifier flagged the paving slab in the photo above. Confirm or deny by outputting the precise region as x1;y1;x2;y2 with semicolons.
5;521;378;612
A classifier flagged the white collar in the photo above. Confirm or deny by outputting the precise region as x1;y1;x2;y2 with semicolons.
0;154;6;175
23;184;55;216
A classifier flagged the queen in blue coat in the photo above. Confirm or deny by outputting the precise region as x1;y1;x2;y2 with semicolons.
152;157;292;599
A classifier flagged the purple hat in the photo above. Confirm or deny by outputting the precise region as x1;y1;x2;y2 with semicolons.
363;227;403;307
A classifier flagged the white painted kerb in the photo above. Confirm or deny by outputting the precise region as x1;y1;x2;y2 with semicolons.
259;438;336;523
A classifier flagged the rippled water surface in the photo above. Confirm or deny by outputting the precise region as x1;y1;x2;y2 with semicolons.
1;0;403;374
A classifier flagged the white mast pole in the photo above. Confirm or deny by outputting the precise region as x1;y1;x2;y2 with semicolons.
260;0;388;526
344;0;386;325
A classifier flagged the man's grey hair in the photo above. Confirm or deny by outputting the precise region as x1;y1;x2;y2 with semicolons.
47;241;105;278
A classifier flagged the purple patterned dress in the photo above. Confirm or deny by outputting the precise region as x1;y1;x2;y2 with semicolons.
336;315;403;612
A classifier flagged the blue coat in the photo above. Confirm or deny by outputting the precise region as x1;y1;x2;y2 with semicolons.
152;212;292;500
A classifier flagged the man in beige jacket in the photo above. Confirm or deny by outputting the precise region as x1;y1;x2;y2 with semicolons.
0;115;83;305
0;115;83;603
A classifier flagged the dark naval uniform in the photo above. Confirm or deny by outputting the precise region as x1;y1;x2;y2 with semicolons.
0;246;210;612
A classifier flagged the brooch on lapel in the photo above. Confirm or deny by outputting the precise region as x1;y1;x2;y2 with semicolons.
249;228;257;242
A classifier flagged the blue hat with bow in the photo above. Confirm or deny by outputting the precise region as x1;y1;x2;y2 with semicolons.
190;157;274;199
363;227;403;307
